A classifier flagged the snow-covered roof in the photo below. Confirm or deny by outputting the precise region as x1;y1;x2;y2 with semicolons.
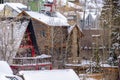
19;69;79;80
100;64;118;68
68;24;82;34
0;3;27;13
5;3;27;13
65;60;95;67
80;0;103;8
0;61;13;74
25;11;69;26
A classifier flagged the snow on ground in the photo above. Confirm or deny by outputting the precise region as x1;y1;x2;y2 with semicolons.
0;74;9;80
19;69;79;80
25;11;69;26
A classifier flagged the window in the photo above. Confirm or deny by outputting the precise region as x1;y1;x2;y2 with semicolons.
40;30;46;37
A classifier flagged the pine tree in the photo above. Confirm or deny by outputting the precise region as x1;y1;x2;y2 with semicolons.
101;0;120;66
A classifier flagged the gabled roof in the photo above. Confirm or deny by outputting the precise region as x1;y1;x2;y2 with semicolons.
19;69;79;80
18;11;69;26
68;23;84;37
0;17;29;64
5;3;27;13
0;3;27;13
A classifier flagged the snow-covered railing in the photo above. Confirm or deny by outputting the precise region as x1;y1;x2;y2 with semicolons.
10;55;52;74
12;54;51;65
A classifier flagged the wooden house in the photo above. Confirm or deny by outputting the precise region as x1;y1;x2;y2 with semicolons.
18;11;69;55
17;11;84;68
0;17;53;72
17;11;70;68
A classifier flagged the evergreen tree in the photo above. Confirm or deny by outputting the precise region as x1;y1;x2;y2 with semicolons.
101;0;120;66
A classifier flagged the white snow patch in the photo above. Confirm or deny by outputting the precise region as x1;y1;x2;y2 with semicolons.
0;3;27;13
0;61;13;74
68;24;82;34
0;4;5;11
68;2;82;9
6;3;27;13
36;54;51;58
92;34;100;37
25;11;69;26
100;63;118;68
19;69;79;80
81;60;91;65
